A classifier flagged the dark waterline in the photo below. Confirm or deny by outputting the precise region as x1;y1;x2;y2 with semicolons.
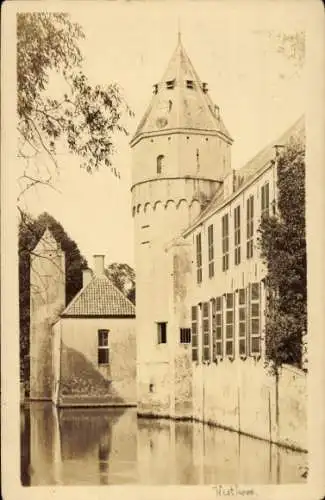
20;402;307;486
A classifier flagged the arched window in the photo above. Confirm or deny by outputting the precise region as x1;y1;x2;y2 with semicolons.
157;154;164;174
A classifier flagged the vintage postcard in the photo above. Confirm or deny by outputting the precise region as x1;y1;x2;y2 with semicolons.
1;0;324;499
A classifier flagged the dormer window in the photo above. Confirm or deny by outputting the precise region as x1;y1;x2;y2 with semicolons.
166;80;175;89
157;154;164;174
153;84;158;94
186;80;194;89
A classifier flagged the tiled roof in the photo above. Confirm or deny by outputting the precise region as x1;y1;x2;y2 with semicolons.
131;36;232;144
61;275;135;317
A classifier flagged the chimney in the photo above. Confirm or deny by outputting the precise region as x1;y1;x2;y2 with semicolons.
82;268;93;287
93;254;105;277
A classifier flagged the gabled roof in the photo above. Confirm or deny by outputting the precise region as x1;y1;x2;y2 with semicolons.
131;35;232;145
61;274;135;318
33;227;61;253
183;115;305;234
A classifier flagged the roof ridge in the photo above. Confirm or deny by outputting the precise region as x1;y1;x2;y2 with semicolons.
98;274;136;310
61;276;95;316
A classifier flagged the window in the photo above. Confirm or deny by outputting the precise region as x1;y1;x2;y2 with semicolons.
98;329;109;365
202;302;210;362
157;322;167;344
153;84;158;94
208;224;214;278
157;155;164;174
249;283;261;356
234;205;241;266
180;328;191;344
196;233;202;283
186;80;194;89
246;195;254;259
222;214;229;271
166;79;175;89
261;183;270;218
213;297;223;359
191;306;198;361
238;289;247;356
225;293;234;357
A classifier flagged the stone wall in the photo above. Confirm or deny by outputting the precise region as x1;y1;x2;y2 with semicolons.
56;317;136;406
191;359;307;451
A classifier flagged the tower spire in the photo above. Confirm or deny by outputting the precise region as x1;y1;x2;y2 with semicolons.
177;17;181;44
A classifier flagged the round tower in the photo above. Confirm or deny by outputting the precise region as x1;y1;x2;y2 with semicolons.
131;35;233;413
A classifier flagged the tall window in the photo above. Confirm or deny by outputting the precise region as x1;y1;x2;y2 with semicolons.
249;283;261;356
246;195;254;259
157;322;167;344
98;329;109;365
191;306;198;361
213;297;223;359
261;182;270;218
196;233;202;283
234;205;241;266
208;224;214;278
202;302;210;362
238;289;247;356
225;293;234;357
157;154;164;174
222;214;229;271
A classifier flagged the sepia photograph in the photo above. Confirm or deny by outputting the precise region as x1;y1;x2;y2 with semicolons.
1;1;325;498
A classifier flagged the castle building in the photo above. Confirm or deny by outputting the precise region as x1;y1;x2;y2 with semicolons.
131;35;306;450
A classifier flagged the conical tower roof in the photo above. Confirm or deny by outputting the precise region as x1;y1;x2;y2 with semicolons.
131;35;232;146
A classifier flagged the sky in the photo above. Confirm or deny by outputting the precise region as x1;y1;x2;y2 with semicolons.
19;1;306;269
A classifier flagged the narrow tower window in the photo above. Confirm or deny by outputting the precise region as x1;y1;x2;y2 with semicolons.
186;80;194;89
166;79;175;89
157;154;164;174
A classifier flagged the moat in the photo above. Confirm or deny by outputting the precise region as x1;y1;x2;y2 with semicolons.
21;403;307;485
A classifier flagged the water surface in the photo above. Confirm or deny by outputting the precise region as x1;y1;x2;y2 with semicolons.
21;403;307;485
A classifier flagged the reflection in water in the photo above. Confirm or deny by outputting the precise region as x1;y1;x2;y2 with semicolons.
21;403;307;485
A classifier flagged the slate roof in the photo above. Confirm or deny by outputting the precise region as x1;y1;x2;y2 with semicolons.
183;115;305;234
131;36;232;145
61;275;135;318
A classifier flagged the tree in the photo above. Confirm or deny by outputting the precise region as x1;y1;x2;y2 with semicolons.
19;211;88;380
105;262;136;304
17;12;133;203
258;136;306;371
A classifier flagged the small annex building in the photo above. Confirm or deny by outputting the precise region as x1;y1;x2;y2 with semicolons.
29;231;136;407
52;254;136;407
